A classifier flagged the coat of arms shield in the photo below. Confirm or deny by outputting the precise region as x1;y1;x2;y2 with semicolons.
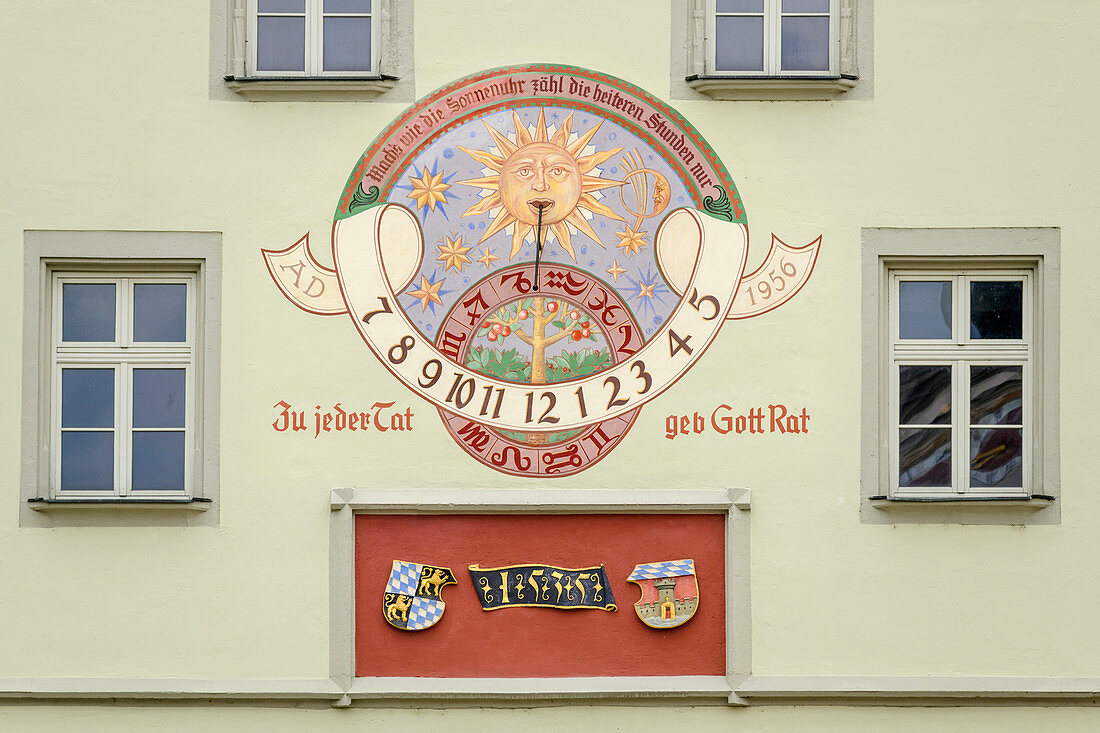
382;560;457;631
626;559;699;629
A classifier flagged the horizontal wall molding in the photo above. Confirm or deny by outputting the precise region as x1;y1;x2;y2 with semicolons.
6;676;1100;705
331;488;749;513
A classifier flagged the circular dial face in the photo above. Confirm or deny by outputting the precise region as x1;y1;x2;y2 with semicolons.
333;66;745;477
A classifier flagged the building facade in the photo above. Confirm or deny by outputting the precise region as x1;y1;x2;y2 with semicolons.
2;0;1099;730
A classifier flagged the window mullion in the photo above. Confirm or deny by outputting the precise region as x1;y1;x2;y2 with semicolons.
768;0;781;75
955;358;966;494
310;0;321;75
119;364;130;496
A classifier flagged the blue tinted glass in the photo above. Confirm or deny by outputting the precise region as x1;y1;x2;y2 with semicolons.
62;283;115;342
323;17;372;71
898;427;951;488
257;16;305;71
970;281;1023;339
133;369;186;428
715;16;764;72
781;16;830;71
899;281;952;339
783;0;829;12
258;0;304;12
62;368;115;428
132;432;185;491
61;432;114;491
133;283;186;342
325;0;370;12
970;428;1023;488
716;0;763;11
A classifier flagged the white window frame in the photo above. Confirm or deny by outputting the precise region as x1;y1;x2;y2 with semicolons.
888;269;1032;499
246;0;380;77
50;273;197;499
860;228;1060;526
706;0;838;78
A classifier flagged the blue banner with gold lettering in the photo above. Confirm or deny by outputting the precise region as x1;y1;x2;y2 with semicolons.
468;563;616;611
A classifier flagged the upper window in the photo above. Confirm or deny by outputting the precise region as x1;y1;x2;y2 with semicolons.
51;273;197;498
860;228;1060;525
710;0;836;76
889;271;1030;498
249;0;377;77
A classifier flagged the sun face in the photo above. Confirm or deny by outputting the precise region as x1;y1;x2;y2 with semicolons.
457;109;625;262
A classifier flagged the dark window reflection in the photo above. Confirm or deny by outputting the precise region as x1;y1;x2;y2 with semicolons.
970;365;1022;426
899;427;951;487
899;281;951;339
970;281;1022;339
899;365;951;425
970;427;1023;488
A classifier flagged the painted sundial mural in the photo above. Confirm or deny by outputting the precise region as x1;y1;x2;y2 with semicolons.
264;65;819;477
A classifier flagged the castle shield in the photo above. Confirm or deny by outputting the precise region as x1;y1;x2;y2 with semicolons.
626;559;699;630
382;560;457;631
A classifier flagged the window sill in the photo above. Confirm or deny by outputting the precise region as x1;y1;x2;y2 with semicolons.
685;74;857;100
224;75;397;101
28;497;212;512
864;494;1057;525
870;495;1053;508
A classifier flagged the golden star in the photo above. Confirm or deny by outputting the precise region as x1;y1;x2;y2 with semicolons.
436;234;472;272
407;274;445;312
637;281;657;300
477;247;501;269
615;227;647;257
605;259;626;282
406;166;452;212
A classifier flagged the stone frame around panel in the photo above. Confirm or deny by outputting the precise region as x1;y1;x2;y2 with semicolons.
328;488;752;705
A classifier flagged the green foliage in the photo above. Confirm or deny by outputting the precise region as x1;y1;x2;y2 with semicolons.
466;346;531;382
545;347;612;383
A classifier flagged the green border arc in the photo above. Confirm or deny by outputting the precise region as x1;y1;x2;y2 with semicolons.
333;64;746;226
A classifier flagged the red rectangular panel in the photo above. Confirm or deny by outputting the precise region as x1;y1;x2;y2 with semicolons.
354;513;726;678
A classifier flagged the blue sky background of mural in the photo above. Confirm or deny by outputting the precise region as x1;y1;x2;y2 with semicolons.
387;106;691;342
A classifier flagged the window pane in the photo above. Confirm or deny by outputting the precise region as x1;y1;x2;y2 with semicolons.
970;281;1022;339
970;428;1023;488
323;16;372;71
899;280;951;339
256;16;305;71
971;365;1022;426
899;427;951;488
258;0;304;12
132;432;185;491
62;283;116;342
61;432;114;491
781;16;830;71
325;0;370;12
715;16;764;72
133;283;187;342
783;0;829;12
133;369;186;428
899;365;951;425
716;0;763;11
62;368;114;428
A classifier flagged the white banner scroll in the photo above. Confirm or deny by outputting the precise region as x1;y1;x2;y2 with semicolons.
332;204;749;433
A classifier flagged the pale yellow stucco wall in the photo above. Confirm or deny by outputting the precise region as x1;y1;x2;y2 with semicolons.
1;0;1099;728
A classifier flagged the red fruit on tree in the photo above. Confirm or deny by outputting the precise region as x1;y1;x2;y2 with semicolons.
491;323;502;333
580;320;590;328
487;332;498;341
547;302;558;312
581;327;590;338
502;325;511;336
568;310;579;321
571;330;582;341
518;309;529;320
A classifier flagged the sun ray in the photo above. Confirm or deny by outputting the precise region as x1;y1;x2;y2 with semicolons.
510;224;530;259
550;113;573;147
456;175;507;190
576;147;622;174
578;193;625;222
513;111;533;146
565;211;604;249
533;108;548;142
461;192;501;217
480;206;515;243
550;221;575;260
565;122;604;157
456;146;504;171
483;123;518;157
580;175;625;194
